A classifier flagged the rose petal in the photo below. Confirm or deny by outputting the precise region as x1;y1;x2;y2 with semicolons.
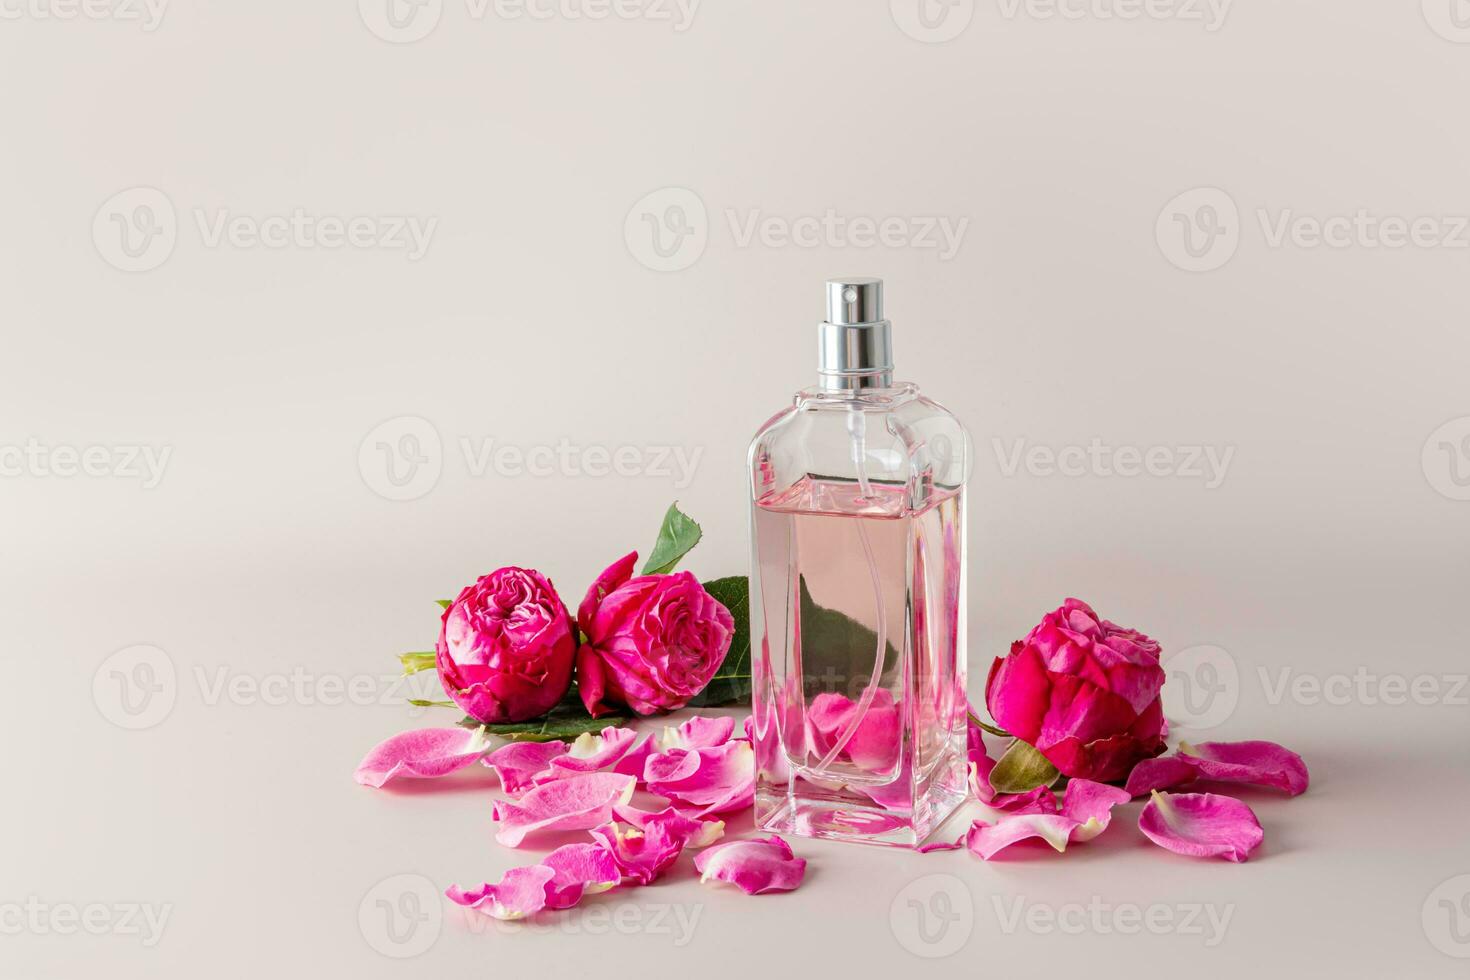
354;727;492;788
540;727;640;777
1058;778;1132;842
577;551;639;636
1123;756;1199;797
695;836;806;895
965;778;1129;859
540;842;622;909
613;804;726;848
481;740;570;795
1138;791;1263;863
664;715;737;750
446;865;556;920
491;772;637;847
646;740;756;815
917;838;965;853
1179;740;1309;796
591;808;726;886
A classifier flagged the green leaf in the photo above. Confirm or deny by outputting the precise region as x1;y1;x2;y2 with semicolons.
458;690;628;743
399;652;437;676
640;502;703;576
796;575;899;699
436;599;452;610
988;739;1061;795
686;576;752;708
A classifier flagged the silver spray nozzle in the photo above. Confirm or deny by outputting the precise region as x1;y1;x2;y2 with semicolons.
818;277;893;391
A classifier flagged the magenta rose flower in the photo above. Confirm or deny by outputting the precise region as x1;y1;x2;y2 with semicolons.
436;567;576;724
575;551;735;717
985;598;1166;783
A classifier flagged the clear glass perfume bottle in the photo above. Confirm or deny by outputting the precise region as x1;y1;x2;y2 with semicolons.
747;277;971;848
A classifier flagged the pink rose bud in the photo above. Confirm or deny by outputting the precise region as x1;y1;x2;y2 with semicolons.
436;567;576;724
575;552;735;717
985;598;1166;783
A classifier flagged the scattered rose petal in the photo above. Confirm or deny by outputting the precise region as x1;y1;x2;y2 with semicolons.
354;727;492;788
918;838;965;853
613;804;726;848
1123;756;1199;797
1179;740;1309;796
540;843;621;909
695;836;806;895
536;727;639;780
661;715;738;751
1138;791;1263;863
809;690;900;772
591;808;726;885
491;772;637;847
966;778;1130;859
481;740;570;795
645;740;755;816
446;865;556;920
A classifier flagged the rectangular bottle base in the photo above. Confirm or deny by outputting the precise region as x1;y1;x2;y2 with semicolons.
754;781;967;850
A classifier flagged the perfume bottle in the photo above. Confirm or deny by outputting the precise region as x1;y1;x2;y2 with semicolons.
747;277;971;848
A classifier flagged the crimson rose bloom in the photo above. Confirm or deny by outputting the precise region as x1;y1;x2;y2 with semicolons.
985;598;1166;782
576;551;734;717
436;567;576;724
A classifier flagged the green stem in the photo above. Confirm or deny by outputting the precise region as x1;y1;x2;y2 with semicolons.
399;652;437;676
967;708;1011;739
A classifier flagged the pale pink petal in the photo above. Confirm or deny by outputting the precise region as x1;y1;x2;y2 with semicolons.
577;550;638;635
591;808;726;885
918;837;965;853
481;740;570;795
661;715;737;751
966;778;1129;858
1138;791;1264;863
612;804;726;848
809;691;900;771
646;740;756;815
539;727;640;777
1058;779;1132;842
446;865;556;920
695;836;806;895
491;772;637;847
613;733;657;781
540;843;621;909
354;727;492;788
1179;740;1310;796
1123;756;1199;797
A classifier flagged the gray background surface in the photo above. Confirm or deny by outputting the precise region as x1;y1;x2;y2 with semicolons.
3;1;1468;977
